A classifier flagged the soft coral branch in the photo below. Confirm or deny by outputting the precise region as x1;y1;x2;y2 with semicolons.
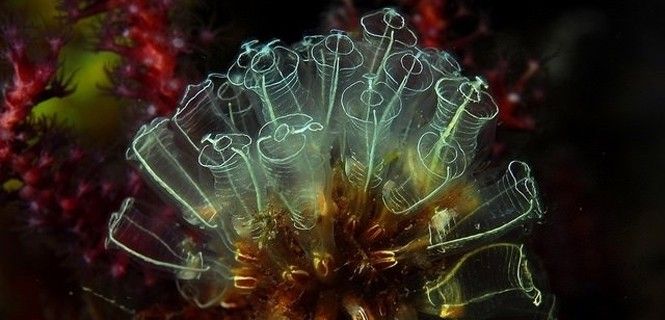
1;3;215;315
62;0;189;116
0;1;187;287
0;25;64;133
485;58;540;130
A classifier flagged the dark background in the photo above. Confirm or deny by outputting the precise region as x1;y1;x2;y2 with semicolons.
2;0;664;319
486;1;665;318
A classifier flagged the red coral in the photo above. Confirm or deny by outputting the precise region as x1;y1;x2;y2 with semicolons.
484;58;540;130
0;26;65;134
61;0;188;116
1;23;67;183
1;1;208;310
411;0;447;48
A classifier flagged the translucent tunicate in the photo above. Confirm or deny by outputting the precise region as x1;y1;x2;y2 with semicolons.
108;8;553;319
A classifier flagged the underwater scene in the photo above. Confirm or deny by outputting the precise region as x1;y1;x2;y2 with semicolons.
1;0;663;319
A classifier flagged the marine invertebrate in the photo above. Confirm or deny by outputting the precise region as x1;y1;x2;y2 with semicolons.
109;8;553;319
59;0;194;116
1;2;218;316
1;0;211;272
327;0;542;132
407;0;543;131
